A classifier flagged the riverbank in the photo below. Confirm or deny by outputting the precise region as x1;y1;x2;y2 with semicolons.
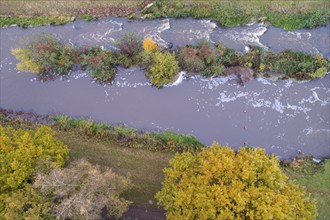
0;0;329;29
0;110;329;219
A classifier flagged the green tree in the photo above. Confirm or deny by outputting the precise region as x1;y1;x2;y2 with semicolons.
156;143;317;220
34;159;132;219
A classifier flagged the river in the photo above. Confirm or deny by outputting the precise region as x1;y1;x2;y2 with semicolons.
0;17;329;159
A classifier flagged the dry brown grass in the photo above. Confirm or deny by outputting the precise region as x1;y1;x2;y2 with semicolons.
0;0;145;17
2;1;326;17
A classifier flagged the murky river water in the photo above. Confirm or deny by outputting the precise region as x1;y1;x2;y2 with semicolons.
0;18;329;159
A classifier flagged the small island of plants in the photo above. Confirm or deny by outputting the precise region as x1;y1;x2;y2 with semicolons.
12;34;330;88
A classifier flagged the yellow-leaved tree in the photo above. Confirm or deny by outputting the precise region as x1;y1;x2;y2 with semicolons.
156;143;317;220
0;125;69;219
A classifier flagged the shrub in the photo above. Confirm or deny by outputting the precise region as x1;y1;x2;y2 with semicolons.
178;47;206;73
216;43;242;67
146;51;179;88
80;47;117;83
34;159;132;219
11;48;41;73
178;40;223;77
156;143;317;220
310;67;328;79
115;33;144;67
116;33;143;58
215;43;329;81
12;36;75;75
143;37;158;52
261;50;317;80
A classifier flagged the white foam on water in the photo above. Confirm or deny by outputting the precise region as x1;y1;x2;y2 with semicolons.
143;19;171;48
249;99;272;108
280;31;319;53
227;23;268;48
257;77;273;85
164;71;186;87
192;75;237;90
72;72;88;80
284;80;294;88
195;20;217;41
216;91;248;105
288;31;312;40
299;90;330;106
302;127;330;138
273;99;284;113
114;80;152;88
78;20;123;44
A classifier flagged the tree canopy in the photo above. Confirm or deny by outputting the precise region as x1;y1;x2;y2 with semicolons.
0;125;69;219
34;159;132;219
0;125;69;193
156;143;317;220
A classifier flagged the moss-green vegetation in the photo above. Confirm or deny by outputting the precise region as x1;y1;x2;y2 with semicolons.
143;0;329;30
215;44;330;81
0;16;74;28
53;115;204;152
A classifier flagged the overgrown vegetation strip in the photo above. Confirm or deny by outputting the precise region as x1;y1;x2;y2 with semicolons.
12;34;330;88
52;115;204;152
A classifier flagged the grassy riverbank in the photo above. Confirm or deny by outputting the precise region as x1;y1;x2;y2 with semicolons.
0;111;329;219
143;0;329;30
283;158;330;220
0;0;329;29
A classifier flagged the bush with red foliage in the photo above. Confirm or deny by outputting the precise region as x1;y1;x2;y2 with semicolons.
177;40;224;76
116;33;142;58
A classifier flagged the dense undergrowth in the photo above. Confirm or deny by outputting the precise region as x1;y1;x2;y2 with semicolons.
12;34;330;87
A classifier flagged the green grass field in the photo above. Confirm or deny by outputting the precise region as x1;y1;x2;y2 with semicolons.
59;131;173;208
284;159;330;220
